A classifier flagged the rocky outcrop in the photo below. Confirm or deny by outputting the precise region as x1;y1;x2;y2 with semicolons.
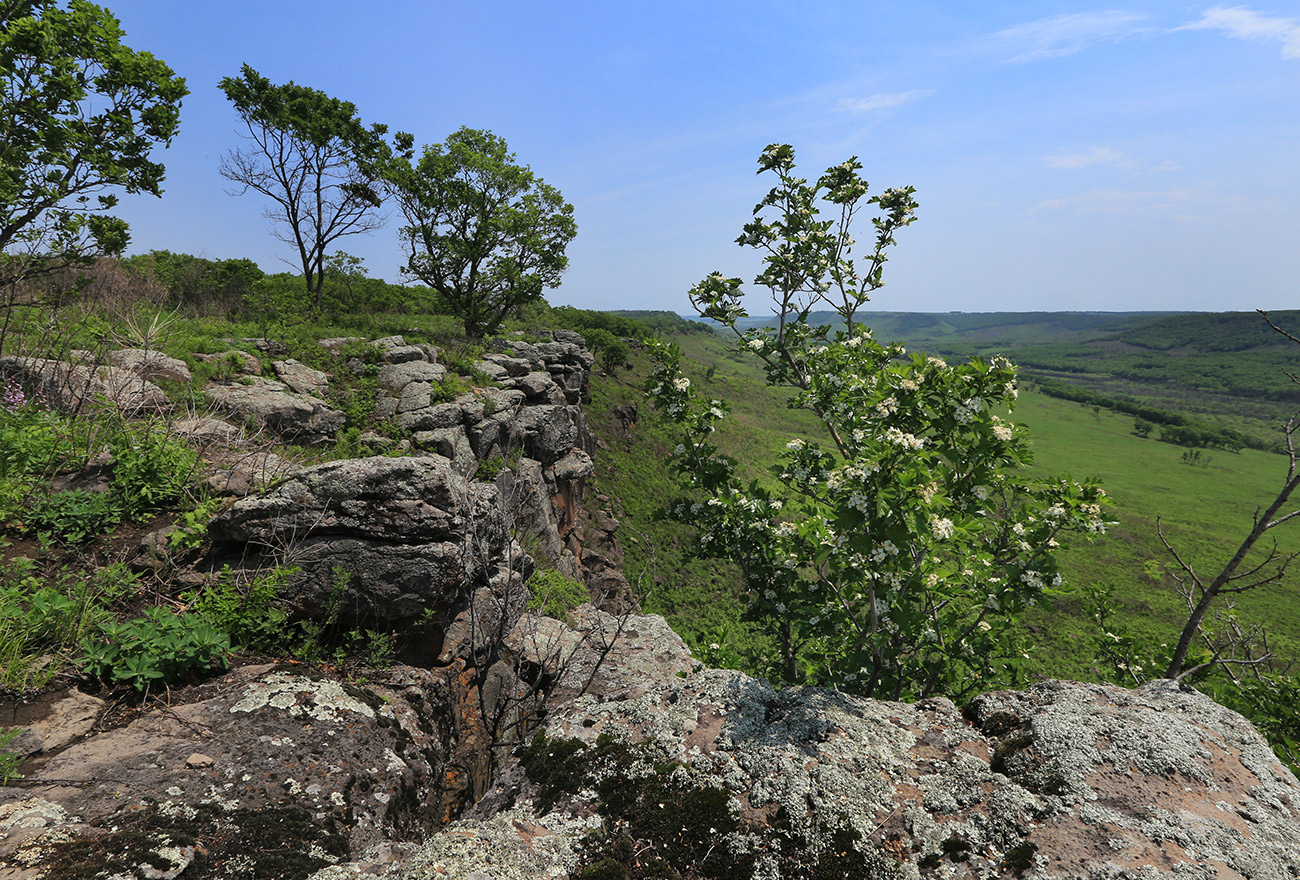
5;328;1300;880
6;607;1298;879
208;455;524;636
0;354;171;414
309;613;1300;880
204;377;345;444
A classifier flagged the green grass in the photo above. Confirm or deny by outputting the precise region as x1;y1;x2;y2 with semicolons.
1014;393;1300;679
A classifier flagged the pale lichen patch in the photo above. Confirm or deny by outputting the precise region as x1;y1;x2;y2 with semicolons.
230;672;377;721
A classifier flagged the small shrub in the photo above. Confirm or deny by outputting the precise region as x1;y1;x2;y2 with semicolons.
583;327;630;373
0;727;23;785
528;568;589;621
431;373;466;403
109;420;198;518
476;455;507;482
338;340;386;364
185;566;294;655
168;497;224;554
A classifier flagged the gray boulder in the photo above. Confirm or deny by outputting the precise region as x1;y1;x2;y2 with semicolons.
311;612;1300;880
272;358;330;395
0;355;171;414
106;348;192;384
204;377;345;443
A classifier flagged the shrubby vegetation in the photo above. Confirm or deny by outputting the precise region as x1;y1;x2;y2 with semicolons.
650;145;1108;699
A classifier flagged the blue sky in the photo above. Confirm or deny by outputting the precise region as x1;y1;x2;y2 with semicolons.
101;2;1300;315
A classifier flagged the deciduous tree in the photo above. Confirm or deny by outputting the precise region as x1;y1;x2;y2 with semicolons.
388;127;576;338
219;65;398;315
0;0;186;312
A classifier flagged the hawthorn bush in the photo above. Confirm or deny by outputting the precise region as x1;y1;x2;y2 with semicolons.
650;144;1109;700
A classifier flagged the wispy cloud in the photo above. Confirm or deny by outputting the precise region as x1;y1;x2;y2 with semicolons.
1044;147;1137;170
1029;188;1197;216
835;90;935;112
1177;6;1300;58
983;11;1150;63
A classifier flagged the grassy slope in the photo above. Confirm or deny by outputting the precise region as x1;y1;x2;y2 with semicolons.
1015;393;1300;679
588;328;1300;683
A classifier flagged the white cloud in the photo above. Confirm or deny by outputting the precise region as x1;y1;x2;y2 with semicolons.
835;90;935;112
1029;188;1197;216
1178;6;1300;58
984;11;1150;63
1044;147;1138;169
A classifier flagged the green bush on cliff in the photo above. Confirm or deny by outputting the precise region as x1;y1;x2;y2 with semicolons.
651;145;1110;700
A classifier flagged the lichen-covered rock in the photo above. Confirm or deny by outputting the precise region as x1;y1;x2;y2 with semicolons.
0;665;457;876
203;449;297;496
106;348;192;385
204;377;345;443
0;355;171;414
378;359;447;394
172;416;245;446
272;358;330;395
315;608;1300;880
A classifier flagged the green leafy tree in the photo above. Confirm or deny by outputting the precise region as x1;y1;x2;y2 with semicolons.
0;0;186;331
219;65;401;315
649;145;1109;701
389;127;577;337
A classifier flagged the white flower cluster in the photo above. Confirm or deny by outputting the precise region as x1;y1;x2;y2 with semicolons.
931;517;954;540
991;417;1014;442
747;338;765;351
884;427;925;449
673;376;691;392
869;540;900;563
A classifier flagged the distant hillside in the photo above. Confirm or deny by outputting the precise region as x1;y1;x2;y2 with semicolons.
721;309;1300;352
687;308;1300;451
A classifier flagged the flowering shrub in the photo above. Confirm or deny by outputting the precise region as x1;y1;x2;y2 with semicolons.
648;144;1109;700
